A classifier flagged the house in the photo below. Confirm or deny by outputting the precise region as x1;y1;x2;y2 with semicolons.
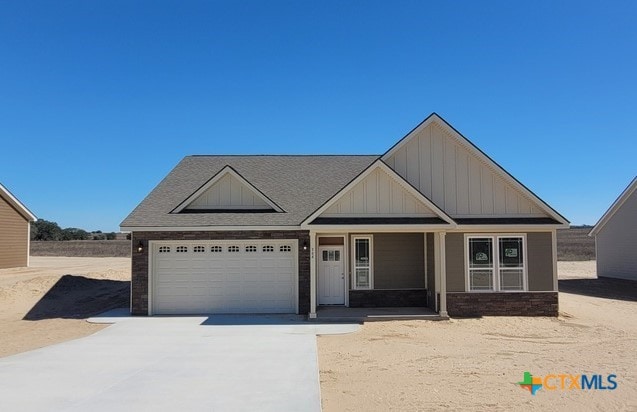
589;176;637;281
0;183;37;269
120;113;569;317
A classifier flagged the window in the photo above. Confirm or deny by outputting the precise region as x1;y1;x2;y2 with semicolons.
263;245;274;252
210;246;222;252
352;236;372;289
176;246;188;253
228;246;240;252
279;245;291;252
158;246;170;253
322;250;341;261
246;245;257;252
193;246;205;253
466;235;525;292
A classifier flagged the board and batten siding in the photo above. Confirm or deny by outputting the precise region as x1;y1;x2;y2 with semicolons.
187;172;269;209
322;167;437;217
445;232;555;292
596;187;637;280
384;121;548;218
0;196;29;268
372;233;425;289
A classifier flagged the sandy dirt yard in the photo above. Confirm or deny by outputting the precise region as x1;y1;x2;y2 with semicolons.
318;261;637;411
0;257;130;357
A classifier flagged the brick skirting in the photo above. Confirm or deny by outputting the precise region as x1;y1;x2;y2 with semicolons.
131;230;310;316
446;292;558;317
349;289;428;308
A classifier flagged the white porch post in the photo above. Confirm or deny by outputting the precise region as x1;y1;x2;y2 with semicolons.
438;232;448;318
309;231;317;319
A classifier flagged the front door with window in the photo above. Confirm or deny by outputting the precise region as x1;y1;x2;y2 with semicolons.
318;246;345;305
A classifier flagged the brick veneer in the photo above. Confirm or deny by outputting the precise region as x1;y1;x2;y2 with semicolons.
446;292;558;317
349;289;428;307
131;230;310;316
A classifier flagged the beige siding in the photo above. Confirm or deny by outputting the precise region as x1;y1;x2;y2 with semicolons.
372;233;425;289
596;188;637;280
188;172;269;209
0;196;29;268
426;233;435;289
384;121;549;218
527;232;555;291
445;233;466;292
321;168;437;217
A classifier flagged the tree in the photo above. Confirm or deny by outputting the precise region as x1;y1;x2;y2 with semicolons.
60;228;90;241
105;232;117;240
31;220;62;241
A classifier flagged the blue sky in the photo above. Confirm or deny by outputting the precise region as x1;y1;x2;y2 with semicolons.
1;1;635;232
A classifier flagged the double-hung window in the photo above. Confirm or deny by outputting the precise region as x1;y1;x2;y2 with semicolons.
352;236;373;289
467;235;526;292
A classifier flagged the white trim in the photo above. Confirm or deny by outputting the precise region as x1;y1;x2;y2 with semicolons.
351;235;374;290
304;225;452;232
0;182;37;222
26;223;31;267
309;231;317;317
300;160;456;227
171;165;283;213
381;114;569;226
438;232;448;317
464;234;528;293
120;226;300;232
148;239;299;316
454;224;567;231
317;245;346;305
589;176;637;236
433;232;441;310
552;229;558;292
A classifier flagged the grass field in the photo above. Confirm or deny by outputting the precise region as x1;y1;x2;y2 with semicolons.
556;226;595;261
31;240;131;258
28;227;594;260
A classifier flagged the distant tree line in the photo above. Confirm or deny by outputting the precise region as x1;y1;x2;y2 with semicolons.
30;219;129;241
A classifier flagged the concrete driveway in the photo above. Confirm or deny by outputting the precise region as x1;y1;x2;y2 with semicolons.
0;311;358;412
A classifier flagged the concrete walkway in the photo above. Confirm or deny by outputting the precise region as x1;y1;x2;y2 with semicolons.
0;310;358;412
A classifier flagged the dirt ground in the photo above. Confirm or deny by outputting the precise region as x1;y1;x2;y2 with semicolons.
318;261;637;411
1;258;635;410
0;257;130;357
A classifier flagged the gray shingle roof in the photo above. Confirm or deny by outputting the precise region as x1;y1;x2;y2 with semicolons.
120;155;378;228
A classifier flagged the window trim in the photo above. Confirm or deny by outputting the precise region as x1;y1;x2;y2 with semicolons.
351;235;373;290
464;234;528;292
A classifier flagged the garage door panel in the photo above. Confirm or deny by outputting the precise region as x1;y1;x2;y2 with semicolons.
151;240;297;315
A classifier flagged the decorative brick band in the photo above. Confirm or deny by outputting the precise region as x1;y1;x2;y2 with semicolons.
447;292;558;317
131;230;310;316
349;289;428;308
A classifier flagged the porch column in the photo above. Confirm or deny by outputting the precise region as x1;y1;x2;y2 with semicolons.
309;231;317;319
438;232;448;318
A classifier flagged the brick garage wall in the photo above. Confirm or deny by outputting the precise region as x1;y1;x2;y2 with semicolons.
349;289;427;307
447;292;558;317
131;230;310;316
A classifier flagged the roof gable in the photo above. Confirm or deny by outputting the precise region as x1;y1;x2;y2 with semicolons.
302;160;455;226
120;156;378;229
590;176;637;236
0;183;36;222
173;166;282;213
382;113;569;225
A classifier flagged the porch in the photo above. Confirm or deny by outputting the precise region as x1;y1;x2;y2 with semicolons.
314;306;446;322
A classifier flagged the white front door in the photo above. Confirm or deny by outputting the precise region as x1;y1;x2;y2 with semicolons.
318;246;345;305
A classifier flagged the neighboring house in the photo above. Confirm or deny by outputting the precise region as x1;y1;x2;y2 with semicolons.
589;177;637;281
121;113;569;317
0;183;37;269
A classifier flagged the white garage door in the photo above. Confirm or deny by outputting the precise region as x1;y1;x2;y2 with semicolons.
151;240;297;315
